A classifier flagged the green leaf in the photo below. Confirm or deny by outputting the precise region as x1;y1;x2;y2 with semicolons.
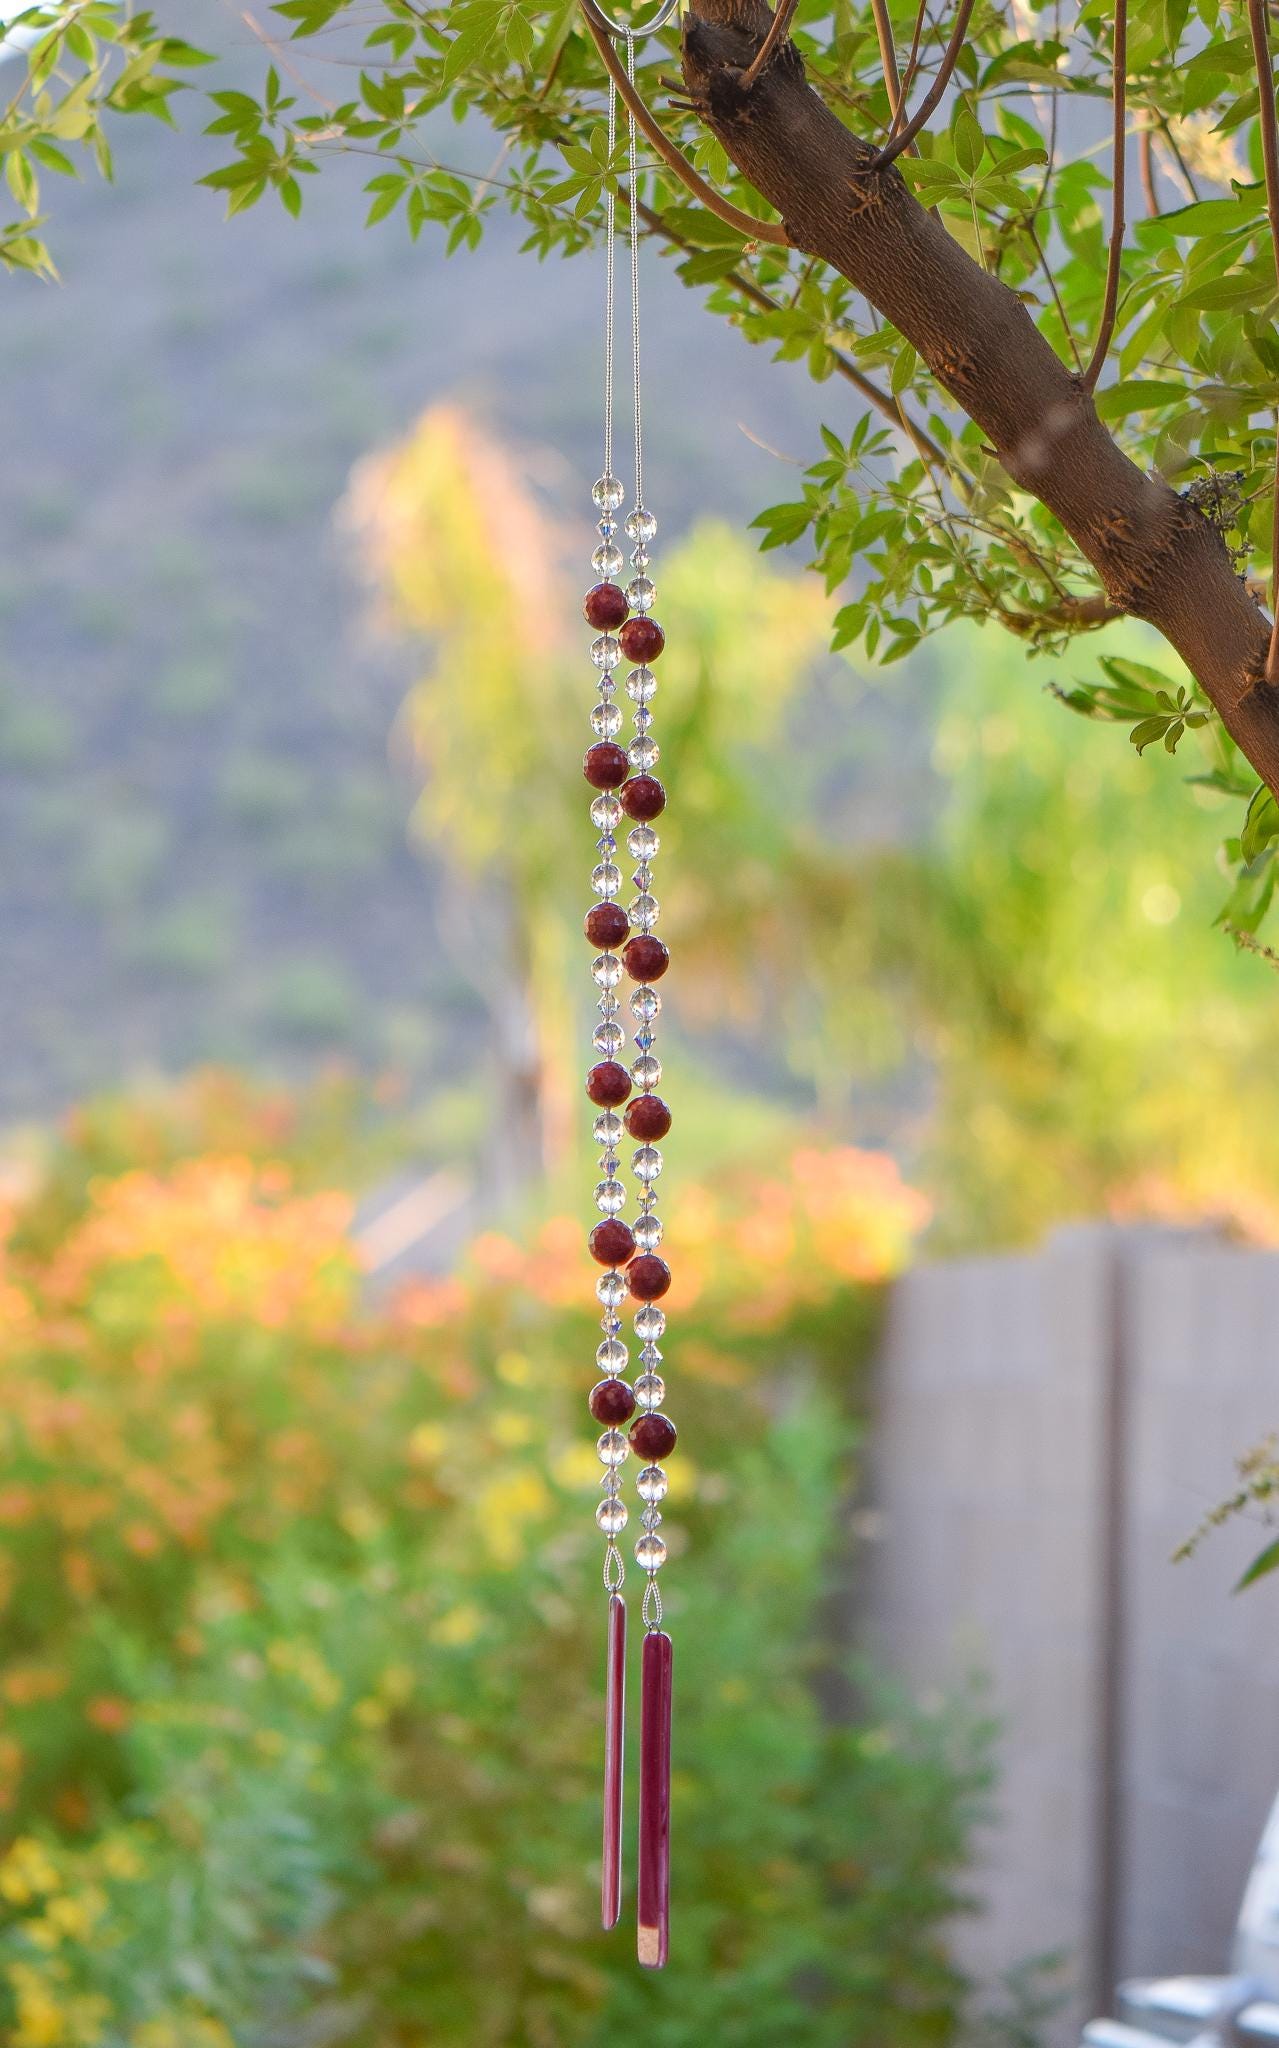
1241;784;1279;863
1235;1535;1279;1592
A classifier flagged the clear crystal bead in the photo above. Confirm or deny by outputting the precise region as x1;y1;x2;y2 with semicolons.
592;1111;624;1148
628;734;659;770
636;1464;668;1505
590;794;621;830
632;1053;662;1089
640;1504;663;1531
598;1149;619;1177
597;1271;629;1308
635;1533;667;1571
595;1178;626;1215
631;545;650;570
633;1145;663;1185
597;1495;628;1534
598;1428;629;1465
593;540;624;578
625;507;657;542
639;1340;663;1368
630;986;661;1023
626;666;657;703
601;1317;621;1340
626;576;656;613
594;474;625;512
592;863;622;899
633;708;653;734
635;1304;666;1340
591;700;623;738
598;836;617;859
628;825;659;860
601;1467;622;1496
597;1336;628;1374
593;1022;624;1057
597;999;620;1025
634;1215;663;1253
630;893;660;931
591;635;621;671
635;1372;665;1410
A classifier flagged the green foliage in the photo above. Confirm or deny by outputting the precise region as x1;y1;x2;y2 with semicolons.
1174;1434;1279;1591
0;1081;995;2046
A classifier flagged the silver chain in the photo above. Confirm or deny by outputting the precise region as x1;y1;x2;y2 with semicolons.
601;42;646;511
602;76;617;482
625;34;645;514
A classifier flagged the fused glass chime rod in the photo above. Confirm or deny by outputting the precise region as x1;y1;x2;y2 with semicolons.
602;1591;627;1930
637;1627;672;1967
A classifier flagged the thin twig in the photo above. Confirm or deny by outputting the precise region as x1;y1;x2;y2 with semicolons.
1139;116;1158;216
1157;114;1200;202
868;0;903;115
578;0;788;244
871;0;977;169
887;0;930;142
1028;220;1083;375
740;0;802;90
1081;0;1126;394
1247;0;1279;680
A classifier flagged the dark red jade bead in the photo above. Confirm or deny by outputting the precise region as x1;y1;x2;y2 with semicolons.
590;1377;637;1425
630;1411;677;1460
619;616;665;663
628;1253;671;1302
585;902;629;948
583;582;629;630
583;742;630;789
625;1094;672;1141
619;775;666;821
585;1060;632;1108
624;934;669;983
589;1217;636;1267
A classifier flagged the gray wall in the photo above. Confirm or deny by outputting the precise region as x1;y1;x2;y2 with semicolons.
863;1225;1279;2041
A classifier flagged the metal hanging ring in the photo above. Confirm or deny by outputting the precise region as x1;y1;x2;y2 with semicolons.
580;0;683;42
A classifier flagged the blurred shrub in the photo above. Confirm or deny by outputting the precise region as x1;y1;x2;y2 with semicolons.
0;1078;1005;2047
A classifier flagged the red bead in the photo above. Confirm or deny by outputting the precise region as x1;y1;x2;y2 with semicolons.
628;1254;671;1302
625;1094;671;1141
629;1412;677;1460
590;1377;637;1424
619;617;665;663
584;743;630;789
584;582;629;630
620;775;666;821
590;1217;636;1267
624;935;669;983
586;1061;632;1107
585;902;629;948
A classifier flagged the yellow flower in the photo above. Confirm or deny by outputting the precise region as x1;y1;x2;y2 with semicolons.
429;1602;483;1647
477;1468;549;1565
0;1838;60;1906
406;1423;446;1465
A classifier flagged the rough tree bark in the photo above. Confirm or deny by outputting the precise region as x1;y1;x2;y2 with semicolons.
681;0;1279;801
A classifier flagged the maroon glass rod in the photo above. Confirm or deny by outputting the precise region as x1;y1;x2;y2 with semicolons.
602;1592;626;1929
637;1627;672;1967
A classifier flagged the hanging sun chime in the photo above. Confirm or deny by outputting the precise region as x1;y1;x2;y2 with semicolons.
577;0;681;1972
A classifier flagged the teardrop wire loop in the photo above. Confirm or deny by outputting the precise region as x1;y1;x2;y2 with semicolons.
583;0;682;40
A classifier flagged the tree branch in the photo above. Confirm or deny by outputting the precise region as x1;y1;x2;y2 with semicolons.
740;0;800;88
1246;0;1279;683
579;0;787;245
682;0;1279;800
1081;0;1126;395
870;0;976;168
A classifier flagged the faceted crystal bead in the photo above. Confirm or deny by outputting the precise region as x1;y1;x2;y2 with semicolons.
633;1213;664;1251
597;997;620;1022
629;1411;676;1459
630;894;660;932
619;775;665;821
635;1533;667;1571
639;1340;663;1367
592;953;623;989
591;700;623;738
586;1060;631;1107
600;1467;622;1496
592;863;622;898
583;742;629;789
632;1053;662;1090
628;1253;671;1301
625;507;658;542
591;635;622;671
593;540;624;579
626;666;657;703
585;902;628;949
626;937;669;983
641;1504;663;1530
596;1273;629;1318
633;1145;663;1185
596;1495;628;1535
584;582;630;630
619;616;665;663
593;1021;624;1056
592;1111;624;1148
635;1372;665;1410
597;1428;630;1465
630;986;661;1023
634;1307;666;1345
633;707;653;734
628;734;660;771
590;794;622;830
594;1178;627;1215
626;576;656;613
636;1463;668;1503
594;473;625;511
591;1216;636;1267
628;824;659;859
597;1336;628;1374
626;1094;672;1142
590;1377;638;1424
630;545;651;570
